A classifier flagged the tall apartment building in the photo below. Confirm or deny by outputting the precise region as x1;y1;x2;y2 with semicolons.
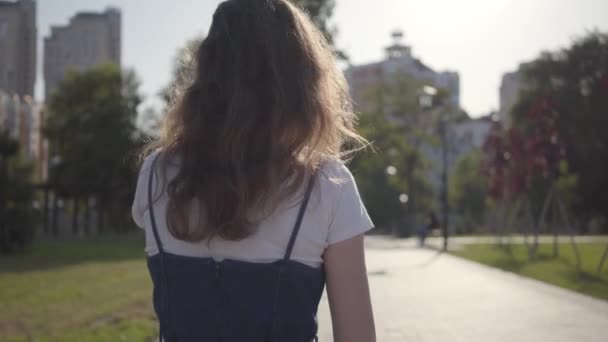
345;31;460;115
499;71;523;127
0;0;36;97
44;7;121;99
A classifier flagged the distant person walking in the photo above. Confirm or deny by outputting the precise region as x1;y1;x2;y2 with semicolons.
131;1;375;341
419;211;439;247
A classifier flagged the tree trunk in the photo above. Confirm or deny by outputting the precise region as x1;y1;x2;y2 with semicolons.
552;214;559;257
52;194;59;237
598;245;608;274
534;187;554;260
42;188;50;234
97;199;104;235
523;198;534;256
72;197;79;235
555;192;581;271
84;197;91;235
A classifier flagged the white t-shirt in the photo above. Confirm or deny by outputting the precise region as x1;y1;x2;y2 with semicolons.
132;151;374;268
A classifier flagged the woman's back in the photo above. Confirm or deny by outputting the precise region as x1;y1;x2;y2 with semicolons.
133;0;376;340
133;151;373;267
134;152;371;341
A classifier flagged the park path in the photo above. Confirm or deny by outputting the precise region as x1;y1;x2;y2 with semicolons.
315;236;608;342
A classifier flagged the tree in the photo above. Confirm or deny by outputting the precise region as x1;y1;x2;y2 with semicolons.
349;75;436;235
45;64;142;233
160;36;203;109
511;31;608;231
290;0;346;59
0;130;37;253
350;112;433;235
449;150;488;234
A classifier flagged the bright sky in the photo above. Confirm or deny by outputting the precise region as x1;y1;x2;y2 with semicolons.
35;0;608;117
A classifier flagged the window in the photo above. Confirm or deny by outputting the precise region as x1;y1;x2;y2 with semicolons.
8;71;15;85
0;20;8;37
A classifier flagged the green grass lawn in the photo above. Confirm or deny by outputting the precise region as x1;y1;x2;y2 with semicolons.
0;236;158;342
452;242;608;300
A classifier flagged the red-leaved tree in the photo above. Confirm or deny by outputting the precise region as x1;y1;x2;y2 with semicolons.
482;96;566;203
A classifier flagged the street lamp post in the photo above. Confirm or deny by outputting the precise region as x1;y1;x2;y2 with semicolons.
439;115;449;251
50;155;62;237
420;86;449;250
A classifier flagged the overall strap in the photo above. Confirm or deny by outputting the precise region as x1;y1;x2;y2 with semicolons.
147;153;170;342
147;153;164;254
269;175;316;340
283;175;315;261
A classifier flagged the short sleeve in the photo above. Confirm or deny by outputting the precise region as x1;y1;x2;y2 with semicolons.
326;165;374;245
131;151;157;228
131;174;146;228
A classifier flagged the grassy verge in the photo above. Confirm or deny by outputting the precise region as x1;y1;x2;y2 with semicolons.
452;242;608;300
0;236;157;341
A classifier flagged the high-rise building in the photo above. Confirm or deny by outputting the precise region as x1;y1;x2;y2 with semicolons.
345;31;460;115
44;7;121;99
0;0;37;97
499;71;523;127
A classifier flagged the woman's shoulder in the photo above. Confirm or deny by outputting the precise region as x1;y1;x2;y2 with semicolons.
317;159;356;191
138;149;181;175
139;149;161;173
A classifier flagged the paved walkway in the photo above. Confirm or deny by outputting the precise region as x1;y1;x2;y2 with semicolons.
316;236;608;341
375;234;608;251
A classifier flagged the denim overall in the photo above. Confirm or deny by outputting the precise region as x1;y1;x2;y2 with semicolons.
146;156;325;341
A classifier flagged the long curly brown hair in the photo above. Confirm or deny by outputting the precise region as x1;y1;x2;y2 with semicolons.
144;0;365;242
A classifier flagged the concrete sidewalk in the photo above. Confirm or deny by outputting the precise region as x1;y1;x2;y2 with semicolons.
369;234;608;250
316;236;608;341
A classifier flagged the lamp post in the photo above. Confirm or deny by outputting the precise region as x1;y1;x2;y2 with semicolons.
385;165;398;235
439;114;449;250
50;155;62;237
419;85;449;250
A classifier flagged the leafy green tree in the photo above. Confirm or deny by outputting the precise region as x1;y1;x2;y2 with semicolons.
0;131;37;253
350;112;434;236
45;64;142;233
350;75;436;235
290;0;345;58
160;36;203;109
511;31;608;230
449;150;488;234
